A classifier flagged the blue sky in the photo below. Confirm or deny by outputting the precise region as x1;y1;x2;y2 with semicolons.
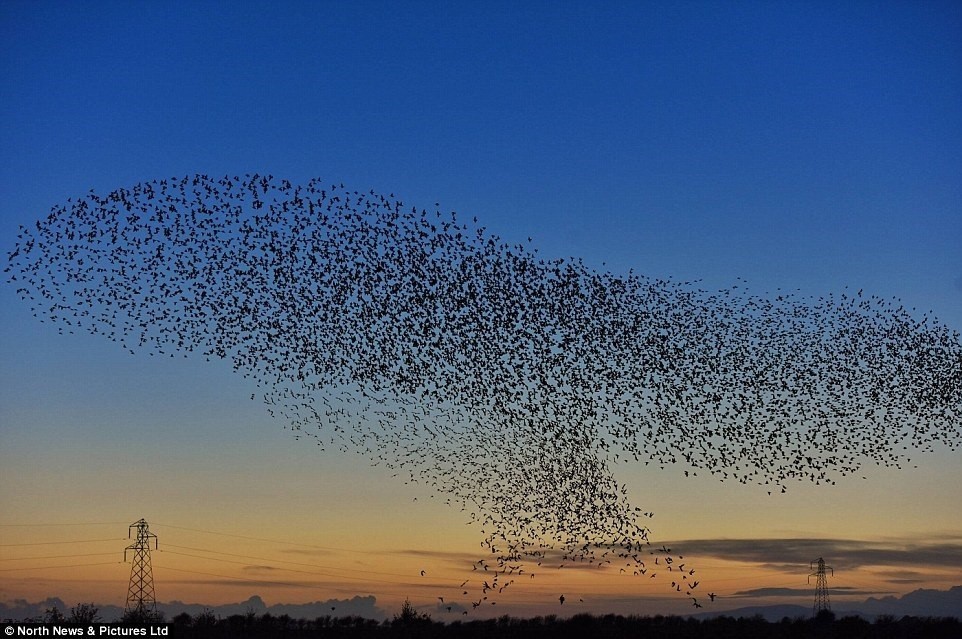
3;1;960;298
1;0;960;617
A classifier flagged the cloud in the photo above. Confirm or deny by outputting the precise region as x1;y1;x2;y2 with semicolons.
730;587;890;599
869;568;933;585
323;535;962;585
0;598;69;622
157;594;386;621
276;548;335;558
0;594;389;622
390;548;483;564
163;578;332;589
668;536;962;572
389;545;657;571
240;565;282;573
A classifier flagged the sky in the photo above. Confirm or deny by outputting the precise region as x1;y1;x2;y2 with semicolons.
1;0;961;621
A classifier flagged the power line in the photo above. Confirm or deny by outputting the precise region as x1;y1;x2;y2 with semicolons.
155;565;328;591
2;520;398;557
0;520;460;592
0;522;128;527
0;561;121;572
151;522;371;554
159;549;419;586
154;564;455;600
0;552;118;562
162;543;423;580
0;522;432;586
0;538;124;547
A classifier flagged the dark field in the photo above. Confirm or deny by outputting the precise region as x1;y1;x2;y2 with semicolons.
162;611;960;639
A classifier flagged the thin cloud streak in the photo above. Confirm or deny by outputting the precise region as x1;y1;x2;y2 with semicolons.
730;587;893;599
163;578;330;589
670;536;962;570
276;548;336;557
389;548;484;564
374;535;962;575
240;565;283;573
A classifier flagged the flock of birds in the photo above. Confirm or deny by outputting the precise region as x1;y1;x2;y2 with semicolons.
6;174;961;611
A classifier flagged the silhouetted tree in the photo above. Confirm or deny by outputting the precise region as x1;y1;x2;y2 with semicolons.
392;598;432;626
121;606;165;624
171;611;193;628
193;607;217;629
68;603;100;624
42;605;65;624
814;608;836;624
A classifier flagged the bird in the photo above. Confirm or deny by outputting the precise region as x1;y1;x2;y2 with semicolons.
7;173;960;611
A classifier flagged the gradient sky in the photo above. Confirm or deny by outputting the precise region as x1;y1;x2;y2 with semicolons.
1;0;961;620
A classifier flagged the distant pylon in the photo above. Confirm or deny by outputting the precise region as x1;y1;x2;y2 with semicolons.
808;557;834;617
124;518;158;617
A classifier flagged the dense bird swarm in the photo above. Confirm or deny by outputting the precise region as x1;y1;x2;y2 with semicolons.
6;174;961;609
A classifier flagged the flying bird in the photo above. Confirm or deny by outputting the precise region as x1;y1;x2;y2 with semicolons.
6;173;960;608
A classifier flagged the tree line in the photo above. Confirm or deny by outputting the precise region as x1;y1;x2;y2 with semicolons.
19;601;962;638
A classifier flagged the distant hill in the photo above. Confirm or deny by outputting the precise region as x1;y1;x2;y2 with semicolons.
3;587;959;623
857;586;962;618
695;586;962;621
0;594;385;622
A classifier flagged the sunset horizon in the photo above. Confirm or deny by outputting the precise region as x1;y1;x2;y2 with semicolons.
2;1;960;631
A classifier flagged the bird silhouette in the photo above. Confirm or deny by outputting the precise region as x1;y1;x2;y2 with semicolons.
6;173;960;609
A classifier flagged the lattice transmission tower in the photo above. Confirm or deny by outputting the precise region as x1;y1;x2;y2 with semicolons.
808;557;834;617
124;518;158;618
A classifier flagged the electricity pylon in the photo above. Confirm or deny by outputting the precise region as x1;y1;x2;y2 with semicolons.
124;518;158;618
808;557;834;617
